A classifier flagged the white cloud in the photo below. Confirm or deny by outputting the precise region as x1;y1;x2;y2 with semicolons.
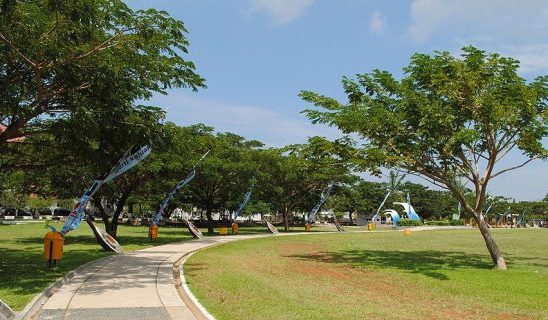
408;0;454;42
248;0;314;25
369;11;386;33
407;0;548;72
502;45;548;73
155;93;341;147
408;0;548;42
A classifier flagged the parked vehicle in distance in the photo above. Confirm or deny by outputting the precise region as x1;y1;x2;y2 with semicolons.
291;216;305;224
39;208;53;216
1;207;33;217
54;208;72;216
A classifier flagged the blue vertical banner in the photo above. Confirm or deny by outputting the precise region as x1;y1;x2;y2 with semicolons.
233;184;254;221
307;182;335;223
57;145;151;236
152;150;209;226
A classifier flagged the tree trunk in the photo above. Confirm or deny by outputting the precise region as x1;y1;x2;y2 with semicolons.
476;213;507;270
93;198;112;234
206;207;214;234
107;220;119;238
92;192;130;239
282;207;289;231
107;198;126;239
349;211;355;226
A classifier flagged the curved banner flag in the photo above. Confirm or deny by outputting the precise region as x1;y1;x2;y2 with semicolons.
86;219;124;253
453;202;462;221
187;220;203;239
496;214;504;225
371;190;392;222
152;168;196;225
307;182;335;224
517;211;525;227
485;203;494;215
233;185;254;221
484;203;494;228
405;193;421;221
496;207;511;226
104;145;152;182
152;150;209;226
57;145;151;236
263;218;278;234
333;215;345;232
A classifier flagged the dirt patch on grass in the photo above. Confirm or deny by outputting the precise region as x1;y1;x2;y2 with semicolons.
277;240;532;320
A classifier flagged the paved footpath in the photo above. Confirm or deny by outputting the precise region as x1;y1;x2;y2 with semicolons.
32;235;266;320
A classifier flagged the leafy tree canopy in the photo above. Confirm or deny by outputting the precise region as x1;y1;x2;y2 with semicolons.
301;46;548;269
0;0;205;145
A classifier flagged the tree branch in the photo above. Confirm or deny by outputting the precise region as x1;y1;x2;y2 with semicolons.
490;156;541;179
56;30;128;66
0;31;36;67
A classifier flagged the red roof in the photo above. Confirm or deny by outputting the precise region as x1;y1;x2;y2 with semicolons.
0;124;25;142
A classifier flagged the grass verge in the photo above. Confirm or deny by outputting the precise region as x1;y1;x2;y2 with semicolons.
0;221;196;310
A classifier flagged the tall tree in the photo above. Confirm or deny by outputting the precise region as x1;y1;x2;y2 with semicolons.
185;132;261;234
37;106;165;237
301;47;547;269
0;0;205;147
0;0;206;237
258;137;355;231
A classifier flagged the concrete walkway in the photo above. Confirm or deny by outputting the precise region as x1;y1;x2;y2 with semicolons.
31;235;262;320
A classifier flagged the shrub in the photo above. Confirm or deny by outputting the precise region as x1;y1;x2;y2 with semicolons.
425;220;450;226
397;219;422;226
424;219;465;226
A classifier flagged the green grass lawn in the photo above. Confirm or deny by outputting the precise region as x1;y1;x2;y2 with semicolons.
185;228;548;320
0;221;197;310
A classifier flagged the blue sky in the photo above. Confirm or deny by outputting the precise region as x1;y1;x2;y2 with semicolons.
127;0;547;201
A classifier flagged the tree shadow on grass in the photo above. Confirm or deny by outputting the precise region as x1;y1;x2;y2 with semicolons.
286;249;494;280
0;247;110;309
498;253;548;269
11;233;196;249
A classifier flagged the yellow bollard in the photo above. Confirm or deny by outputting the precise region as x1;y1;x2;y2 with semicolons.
44;232;64;267
231;223;239;234
219;226;228;235
403;229;412;236
304;223;312;232
367;223;373;231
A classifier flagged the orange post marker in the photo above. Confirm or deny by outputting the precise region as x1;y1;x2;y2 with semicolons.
148;225;159;241
231;223;239;234
44;232;64;267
